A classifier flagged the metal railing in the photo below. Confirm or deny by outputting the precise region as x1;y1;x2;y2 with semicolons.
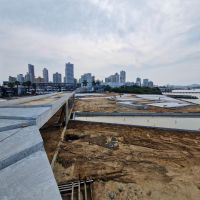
58;179;94;200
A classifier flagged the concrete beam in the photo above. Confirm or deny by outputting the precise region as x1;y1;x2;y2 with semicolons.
75;111;200;118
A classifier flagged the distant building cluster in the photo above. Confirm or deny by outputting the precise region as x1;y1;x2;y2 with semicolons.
134;77;154;87
103;71;154;88
4;62;75;95
4;63;155;95
104;71;126;87
105;71;126;84
76;69;155;92
6;62;75;85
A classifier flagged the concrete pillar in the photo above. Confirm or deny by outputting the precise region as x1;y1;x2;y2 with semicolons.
65;100;69;124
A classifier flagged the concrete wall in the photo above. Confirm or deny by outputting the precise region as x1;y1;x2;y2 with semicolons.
75;111;200;118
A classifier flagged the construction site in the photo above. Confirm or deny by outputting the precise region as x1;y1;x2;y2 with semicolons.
40;93;200;200
74;93;200;113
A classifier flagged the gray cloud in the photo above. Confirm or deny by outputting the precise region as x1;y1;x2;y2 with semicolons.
0;0;200;85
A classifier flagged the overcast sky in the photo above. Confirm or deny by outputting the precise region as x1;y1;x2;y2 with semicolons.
0;0;200;85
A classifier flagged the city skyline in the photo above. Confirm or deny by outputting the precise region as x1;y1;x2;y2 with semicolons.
3;62;200;87
0;0;200;85
3;63;155;85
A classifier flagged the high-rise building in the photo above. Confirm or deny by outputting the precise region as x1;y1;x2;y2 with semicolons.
17;74;24;83
113;73;120;83
105;73;120;83
120;71;126;83
28;64;35;83
35;76;44;83
136;77;141;86
143;79;149;87
148;81;154;88
8;76;17;83
43;68;49;83
53;72;62;83
80;73;95;88
65;62;74;84
24;72;30;82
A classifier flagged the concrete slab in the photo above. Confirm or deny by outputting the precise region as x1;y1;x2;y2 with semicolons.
136;94;192;108
0;126;43;170
0;119;34;132
0;128;21;141
0;93;58;106
0;150;62;200
148;102;191;108
75;93;104;97
117;101;148;109
0;107;50;119
20;93;66;106
0;92;75;199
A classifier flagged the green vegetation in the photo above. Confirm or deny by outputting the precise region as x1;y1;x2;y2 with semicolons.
104;85;162;94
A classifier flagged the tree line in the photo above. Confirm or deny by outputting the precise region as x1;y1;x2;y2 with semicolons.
104;85;162;94
0;81;37;97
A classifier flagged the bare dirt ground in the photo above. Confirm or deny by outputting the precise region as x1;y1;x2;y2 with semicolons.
40;126;63;162
53;120;200;200
73;96;200;113
40;106;65;162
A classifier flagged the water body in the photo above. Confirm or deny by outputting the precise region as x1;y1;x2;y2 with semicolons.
75;116;200;131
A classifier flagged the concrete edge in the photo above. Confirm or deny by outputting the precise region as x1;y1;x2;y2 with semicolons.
71;119;200;133
75;111;200;118
0;116;36;120
0;105;52;108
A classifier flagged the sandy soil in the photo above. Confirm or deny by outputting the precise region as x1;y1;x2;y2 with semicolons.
73;96;200;113
53;120;200;200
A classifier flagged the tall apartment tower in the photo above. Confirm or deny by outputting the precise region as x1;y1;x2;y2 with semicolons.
25;72;30;82
136;77;141;87
28;64;35;83
120;70;126;83
8;76;17;83
143;79;149;87
53;72;62;83
65;62;74;84
17;74;24;83
43;68;49;83
114;73;120;83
